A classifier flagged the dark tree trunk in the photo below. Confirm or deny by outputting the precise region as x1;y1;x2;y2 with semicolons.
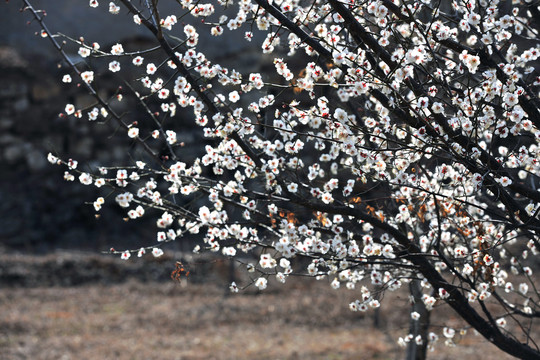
406;279;430;360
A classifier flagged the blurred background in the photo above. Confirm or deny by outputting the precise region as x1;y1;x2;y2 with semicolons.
2;1;153;252
0;0;263;253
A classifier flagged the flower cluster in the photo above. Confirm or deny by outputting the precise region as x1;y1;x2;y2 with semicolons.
30;0;540;356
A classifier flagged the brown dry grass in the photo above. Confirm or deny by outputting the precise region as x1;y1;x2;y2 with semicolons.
0;252;528;359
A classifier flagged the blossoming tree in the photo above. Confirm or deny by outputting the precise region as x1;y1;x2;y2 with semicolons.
21;0;540;358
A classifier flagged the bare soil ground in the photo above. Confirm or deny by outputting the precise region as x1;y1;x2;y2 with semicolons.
0;251;523;359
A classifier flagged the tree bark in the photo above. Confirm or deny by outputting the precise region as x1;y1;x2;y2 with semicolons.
406;280;430;360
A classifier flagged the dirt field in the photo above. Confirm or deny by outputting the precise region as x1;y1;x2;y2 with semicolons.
0;251;522;359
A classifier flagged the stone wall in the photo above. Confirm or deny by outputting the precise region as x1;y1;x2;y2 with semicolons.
0;1;268;252
0;45;142;252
